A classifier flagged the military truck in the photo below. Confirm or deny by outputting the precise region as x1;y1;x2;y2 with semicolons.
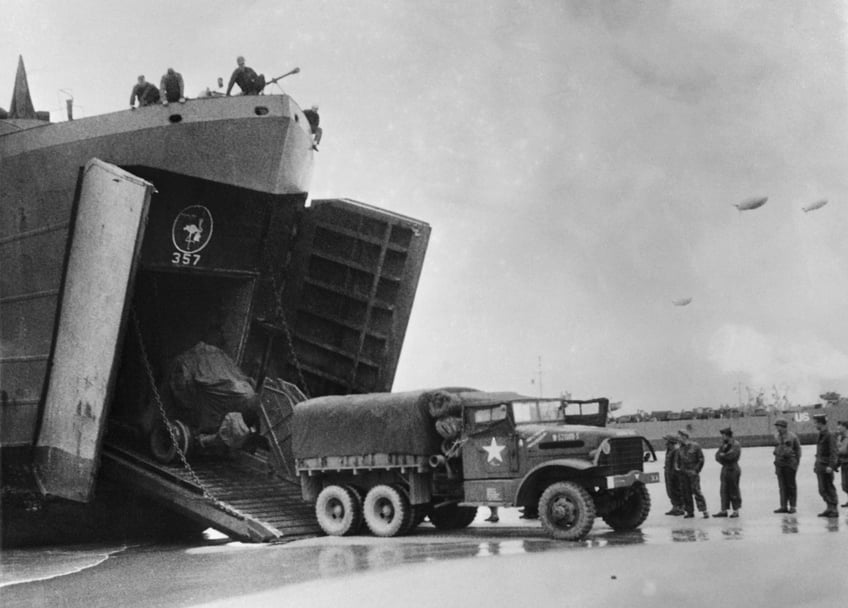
293;389;659;541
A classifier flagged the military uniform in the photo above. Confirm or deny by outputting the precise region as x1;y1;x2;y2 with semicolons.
663;436;684;515
677;431;708;518
836;422;848;507
813;416;839;516
714;430;742;516
773;420;801;513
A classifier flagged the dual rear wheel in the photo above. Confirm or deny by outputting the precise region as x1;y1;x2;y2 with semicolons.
316;483;424;537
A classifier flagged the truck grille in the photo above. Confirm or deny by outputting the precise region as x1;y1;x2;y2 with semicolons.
599;437;644;475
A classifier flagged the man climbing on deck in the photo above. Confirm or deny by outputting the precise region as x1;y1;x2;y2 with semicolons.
129;75;160;108
226;56;266;96
160;67;186;105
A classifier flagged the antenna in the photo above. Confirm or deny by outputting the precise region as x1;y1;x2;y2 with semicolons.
537;355;543;398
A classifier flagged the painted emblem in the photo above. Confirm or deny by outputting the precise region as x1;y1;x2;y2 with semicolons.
482;437;506;464
172;205;214;254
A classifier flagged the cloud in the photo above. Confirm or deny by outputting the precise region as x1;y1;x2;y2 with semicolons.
707;324;848;400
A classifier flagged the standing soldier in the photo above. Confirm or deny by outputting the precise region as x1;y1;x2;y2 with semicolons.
663;434;684;515
713;427;742;518
773;418;801;514
837;420;848;508
812;414;839;518
677;429;709;519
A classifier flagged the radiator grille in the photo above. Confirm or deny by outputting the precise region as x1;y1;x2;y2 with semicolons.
599;437;644;474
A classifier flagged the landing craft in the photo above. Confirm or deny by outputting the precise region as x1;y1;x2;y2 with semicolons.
733;196;768;211
672;297;692;306
1;56;431;546
802;199;828;213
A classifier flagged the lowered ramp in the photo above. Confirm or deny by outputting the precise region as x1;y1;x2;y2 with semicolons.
100;444;320;542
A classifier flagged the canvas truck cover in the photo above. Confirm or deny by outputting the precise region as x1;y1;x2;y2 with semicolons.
164;342;258;433
292;390;444;459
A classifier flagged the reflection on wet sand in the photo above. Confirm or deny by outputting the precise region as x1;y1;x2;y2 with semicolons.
671;528;709;542
309;529;654;580
781;516;799;534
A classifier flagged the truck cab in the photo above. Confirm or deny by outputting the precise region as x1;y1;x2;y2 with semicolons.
450;394;659;540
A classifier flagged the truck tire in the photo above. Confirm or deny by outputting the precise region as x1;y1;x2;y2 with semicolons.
363;484;410;537
315;485;363;536
601;482;651;531
388;484;419;534
428;504;478;530
538;481;596;541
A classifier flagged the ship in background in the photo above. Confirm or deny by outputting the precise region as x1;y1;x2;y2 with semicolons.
1;56;430;546
610;400;848;450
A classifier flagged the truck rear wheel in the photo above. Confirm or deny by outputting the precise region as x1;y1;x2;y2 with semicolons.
315;485;363;536
363;484;410;537
601;482;651;531
428;504;478;530
539;481;596;541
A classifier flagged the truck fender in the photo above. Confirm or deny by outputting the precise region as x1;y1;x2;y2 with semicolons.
514;459;595;506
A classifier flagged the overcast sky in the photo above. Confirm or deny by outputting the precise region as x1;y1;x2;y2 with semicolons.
3;1;847;413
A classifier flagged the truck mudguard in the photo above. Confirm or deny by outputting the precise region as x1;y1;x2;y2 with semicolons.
514;458;596;505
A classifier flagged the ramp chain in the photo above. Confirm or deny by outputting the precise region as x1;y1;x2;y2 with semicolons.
131;309;248;521
261;216;311;398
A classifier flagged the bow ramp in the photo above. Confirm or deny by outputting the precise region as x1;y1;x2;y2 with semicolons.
101;444;320;542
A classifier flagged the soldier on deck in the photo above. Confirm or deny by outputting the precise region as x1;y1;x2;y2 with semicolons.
226;56;266;96
713;427;741;518
160;67;186;105
129;75;160;108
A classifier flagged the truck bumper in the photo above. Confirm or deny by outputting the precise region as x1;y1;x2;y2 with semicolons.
605;470;660;489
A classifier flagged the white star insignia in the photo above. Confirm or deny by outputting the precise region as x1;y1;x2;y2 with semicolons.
482;437;506;464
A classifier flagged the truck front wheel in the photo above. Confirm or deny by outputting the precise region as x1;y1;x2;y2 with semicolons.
428;504;478;530
601;482;651;531
315;485;363;536
363;484;410;537
538;481;596;541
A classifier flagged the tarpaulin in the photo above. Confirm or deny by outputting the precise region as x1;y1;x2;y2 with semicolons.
292;390;443;459
163;342;258;433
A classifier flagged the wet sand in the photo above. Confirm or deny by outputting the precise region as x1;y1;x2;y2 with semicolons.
2;446;847;607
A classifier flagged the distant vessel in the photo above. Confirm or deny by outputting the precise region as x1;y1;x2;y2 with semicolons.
610;402;848;449
1;57;430;545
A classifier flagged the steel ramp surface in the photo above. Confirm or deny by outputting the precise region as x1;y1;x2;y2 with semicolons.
101;444;320;542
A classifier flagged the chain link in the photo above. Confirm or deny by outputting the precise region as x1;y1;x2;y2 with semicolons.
266;269;311;398
132;309;246;519
261;212;310;398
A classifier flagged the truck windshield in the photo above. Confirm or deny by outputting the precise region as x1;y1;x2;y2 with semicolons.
512;400;564;424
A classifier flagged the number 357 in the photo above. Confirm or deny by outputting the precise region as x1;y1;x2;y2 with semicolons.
171;252;200;266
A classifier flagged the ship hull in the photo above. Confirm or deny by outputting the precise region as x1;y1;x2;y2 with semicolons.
1;96;314;450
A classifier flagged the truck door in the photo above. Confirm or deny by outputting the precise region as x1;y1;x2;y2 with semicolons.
34;160;152;502
462;404;519;480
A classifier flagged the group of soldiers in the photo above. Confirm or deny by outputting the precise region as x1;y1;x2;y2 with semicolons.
129;56;266;109
663;414;848;519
